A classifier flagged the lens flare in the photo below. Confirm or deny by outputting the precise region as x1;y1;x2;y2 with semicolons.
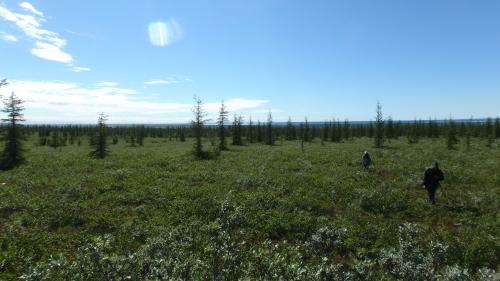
148;20;182;47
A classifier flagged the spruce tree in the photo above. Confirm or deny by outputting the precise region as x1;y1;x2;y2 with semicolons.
304;117;310;142
368;122;374;138
321;121;329;145
285;117;294;140
343;119;351;141
0;92;26;170
232;114;243;146
217;101;229;151
485;117;494;148
446;119;459;150
265;111;274;145
130;135;136;147
465;129;471;150
49;131;62;150
256;121;263;142
408;119;419;144
179;127;186;142
89;113;109;159
374;101;385;148
386;116;395;142
247;117;254;143
136;125;145;146
192;97;208;158
495;117;500;138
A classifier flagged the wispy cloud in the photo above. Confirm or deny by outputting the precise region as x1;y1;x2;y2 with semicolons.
19;2;43;17
31;41;72;63
0;31;17;41
144;79;178;85
71;66;91;72
96;81;118;87
144;76;192;86
148;19;183;47
0;80;269;123
0;2;87;70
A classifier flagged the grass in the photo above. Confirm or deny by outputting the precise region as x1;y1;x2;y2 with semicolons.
0;137;498;279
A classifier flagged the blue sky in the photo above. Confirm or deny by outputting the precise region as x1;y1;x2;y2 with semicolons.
1;0;499;123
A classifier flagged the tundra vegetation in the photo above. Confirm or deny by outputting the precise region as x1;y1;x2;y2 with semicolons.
0;96;498;280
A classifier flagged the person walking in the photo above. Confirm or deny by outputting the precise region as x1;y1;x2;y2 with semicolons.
422;161;444;204
362;151;372;169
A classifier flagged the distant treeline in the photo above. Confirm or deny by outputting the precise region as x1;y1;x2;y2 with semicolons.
7;116;500;148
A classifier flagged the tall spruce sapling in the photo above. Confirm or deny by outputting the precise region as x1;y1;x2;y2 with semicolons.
286;117;294;140
484;117;494;148
304;117;310;143
136;125;145;146
247;117;254;143
374;101;385;148
495;117;500;138
265;110;274;145
465;129;471;150
256;121;263;142
0;91;26;170
179;127;186;142
232;114;243;146
386;116;395;142
321;121;328;145
446;119;459;150
343;119;351;141
89;113;109;159
217;101;229;151
49;131;62;150
192;96;208;158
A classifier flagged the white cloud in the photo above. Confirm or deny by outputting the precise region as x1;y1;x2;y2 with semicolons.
71;66;91;72
96;81;118;87
144;79;178;85
19;2;43;17
144;76;192;85
0;31;17;41
148;19;182;47
0;3;81;66
31;41;72;63
0;80;269;123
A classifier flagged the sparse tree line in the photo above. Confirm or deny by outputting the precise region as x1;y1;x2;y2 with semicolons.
0;78;499;167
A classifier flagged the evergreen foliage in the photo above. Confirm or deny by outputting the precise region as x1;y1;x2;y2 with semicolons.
446;119;459;150
192;97;208;158
0;92;26;170
217;101;229;151
89;113;109;159
374;101;385;148
265;111;274;145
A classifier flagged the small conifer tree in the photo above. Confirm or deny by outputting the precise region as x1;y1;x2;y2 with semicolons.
247;117;254;143
89;113;109;159
446;119;459;150
484;117;494;148
374;101;385;148
192;97;208;158
285;117;295;140
265;111;274;145
495;117;500;138
0;92;26;170
217;101;229;150
303;117;310;143
386;116;395;142
232;114;243;146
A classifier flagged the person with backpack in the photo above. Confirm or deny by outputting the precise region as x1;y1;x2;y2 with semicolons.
422;161;444;204
362;151;372;169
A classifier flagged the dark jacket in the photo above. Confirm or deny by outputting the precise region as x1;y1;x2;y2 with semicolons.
423;167;444;189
